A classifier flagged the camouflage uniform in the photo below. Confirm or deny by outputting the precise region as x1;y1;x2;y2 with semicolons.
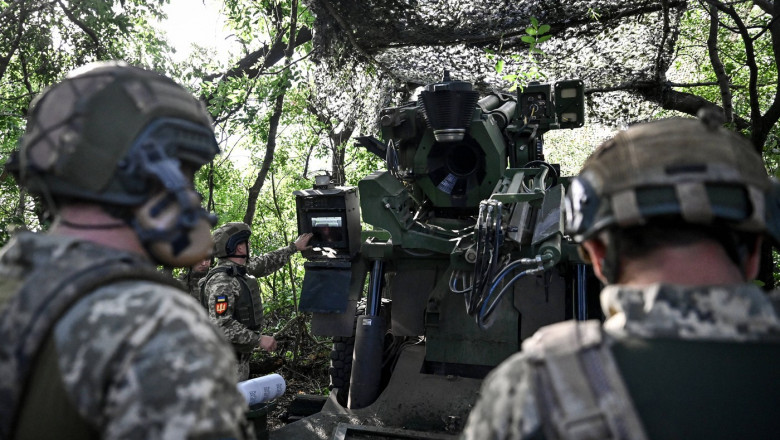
203;259;266;381
246;242;297;277
0;232;252;439
461;283;780;439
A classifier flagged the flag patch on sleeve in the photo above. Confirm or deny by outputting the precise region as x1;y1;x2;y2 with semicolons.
215;295;228;315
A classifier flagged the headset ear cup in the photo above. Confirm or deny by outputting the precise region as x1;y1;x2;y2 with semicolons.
134;190;215;267
147;218;214;267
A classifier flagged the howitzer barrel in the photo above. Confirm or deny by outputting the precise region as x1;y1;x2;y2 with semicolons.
478;94;502;111
478;94;517;129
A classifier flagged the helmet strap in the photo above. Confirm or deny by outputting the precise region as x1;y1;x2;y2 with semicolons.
36;183;59;219
600;232;622;284
712;230;754;281
59;219;126;230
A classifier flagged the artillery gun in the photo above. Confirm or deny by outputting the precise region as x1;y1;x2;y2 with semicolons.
273;74;600;439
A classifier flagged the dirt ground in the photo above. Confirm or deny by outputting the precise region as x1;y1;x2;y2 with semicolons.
247;335;332;431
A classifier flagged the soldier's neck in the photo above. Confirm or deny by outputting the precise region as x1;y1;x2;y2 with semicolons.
618;240;748;286
50;203;150;259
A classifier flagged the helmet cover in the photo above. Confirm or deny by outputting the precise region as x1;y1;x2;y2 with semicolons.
14;60;218;204
213;222;251;258
565;115;774;242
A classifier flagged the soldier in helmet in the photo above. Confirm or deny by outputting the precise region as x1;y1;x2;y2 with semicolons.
202;221;312;380
0;61;252;439
462;114;780;439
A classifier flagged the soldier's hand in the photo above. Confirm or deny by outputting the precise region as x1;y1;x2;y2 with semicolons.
259;335;277;352
294;233;314;251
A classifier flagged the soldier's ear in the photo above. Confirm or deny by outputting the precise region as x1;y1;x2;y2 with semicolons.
581;239;608;284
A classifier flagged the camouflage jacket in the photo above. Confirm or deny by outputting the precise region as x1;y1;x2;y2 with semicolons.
246;243;297;278
461;283;780;440
0;232;252;439
202;259;263;352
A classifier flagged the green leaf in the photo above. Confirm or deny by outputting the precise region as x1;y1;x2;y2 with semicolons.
526;27;537;36
521;35;536;44
496;59;505;73
530;17;539;27
537;34;552;43
538;24;550;35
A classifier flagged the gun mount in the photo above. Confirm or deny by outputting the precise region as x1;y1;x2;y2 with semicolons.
275;75;598;439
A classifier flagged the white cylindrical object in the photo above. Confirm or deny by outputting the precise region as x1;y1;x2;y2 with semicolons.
237;373;286;406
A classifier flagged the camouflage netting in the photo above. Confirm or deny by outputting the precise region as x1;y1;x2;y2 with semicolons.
302;0;688;133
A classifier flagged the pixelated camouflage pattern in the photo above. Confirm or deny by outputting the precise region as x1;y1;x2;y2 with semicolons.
178;269;208;301
566;117;773;242
246;243;297;277
461;283;780;439
600;283;780;340
203;260;263;352
0;232;252;439
461;348;541;440
234;352;253;383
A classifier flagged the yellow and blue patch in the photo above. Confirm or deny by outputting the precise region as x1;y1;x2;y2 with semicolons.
215;295;228;315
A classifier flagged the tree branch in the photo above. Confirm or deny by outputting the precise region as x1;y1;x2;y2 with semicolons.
243;0;300;227
56;0;103;58
0;0;28;83
706;3;734;121
588;79;751;129
0;0;26;21
704;1;761;136
760;1;780;129
203;26;312;83
753;0;773;15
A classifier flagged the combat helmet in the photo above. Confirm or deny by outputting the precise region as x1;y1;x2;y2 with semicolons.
7;60;220;266
565;111;779;244
213;222;251;259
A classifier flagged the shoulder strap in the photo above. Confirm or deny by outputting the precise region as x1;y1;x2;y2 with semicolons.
13;336;99;439
199;265;251;308
521;320;648;440
0;239;181;438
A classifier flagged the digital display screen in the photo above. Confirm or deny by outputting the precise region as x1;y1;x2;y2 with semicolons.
311;216;344;244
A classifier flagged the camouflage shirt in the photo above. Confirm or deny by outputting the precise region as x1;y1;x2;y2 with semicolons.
203;259;263;352
246;243;297;278
461;283;780;440
0;232;252;439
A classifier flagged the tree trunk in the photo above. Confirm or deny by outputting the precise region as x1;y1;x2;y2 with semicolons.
242;0;299;226
243;91;284;226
